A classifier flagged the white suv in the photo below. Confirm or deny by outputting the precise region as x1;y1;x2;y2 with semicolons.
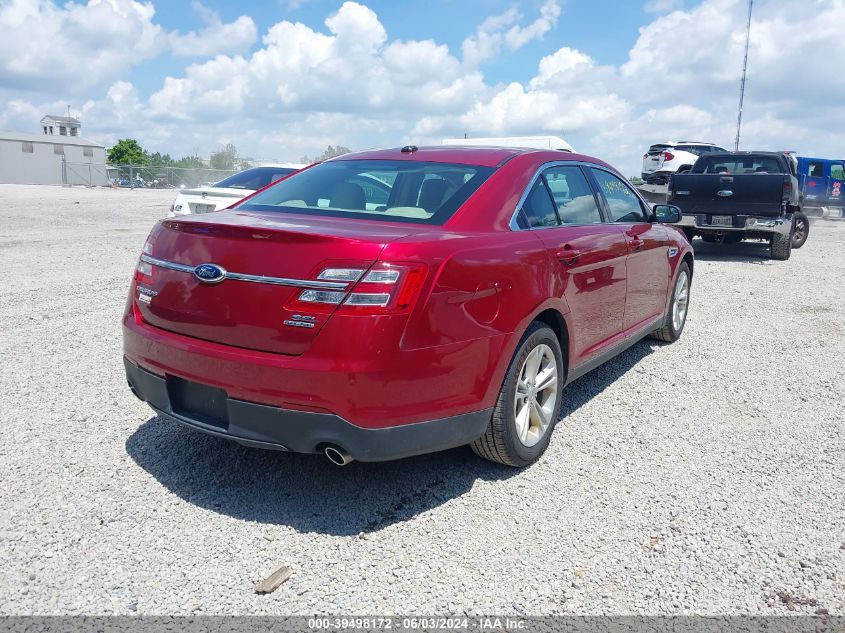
641;141;727;185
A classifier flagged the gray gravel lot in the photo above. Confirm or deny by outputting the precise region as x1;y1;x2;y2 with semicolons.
1;184;843;615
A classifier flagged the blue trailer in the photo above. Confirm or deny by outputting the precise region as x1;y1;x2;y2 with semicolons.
796;156;845;218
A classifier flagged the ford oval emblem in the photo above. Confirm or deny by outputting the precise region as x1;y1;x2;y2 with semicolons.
193;263;226;284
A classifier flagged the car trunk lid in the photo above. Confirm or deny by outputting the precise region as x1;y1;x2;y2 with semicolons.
135;210;420;355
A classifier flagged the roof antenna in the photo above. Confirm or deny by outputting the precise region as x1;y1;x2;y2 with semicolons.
734;0;753;151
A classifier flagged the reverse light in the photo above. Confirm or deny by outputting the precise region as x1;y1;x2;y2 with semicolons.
298;290;346;304
291;264;428;313
317;268;365;282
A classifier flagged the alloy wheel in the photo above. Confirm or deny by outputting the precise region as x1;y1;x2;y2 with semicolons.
513;344;558;447
672;271;690;331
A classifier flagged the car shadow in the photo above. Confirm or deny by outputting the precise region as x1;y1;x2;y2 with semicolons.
691;239;773;263
125;339;658;536
561;339;655;417
126;417;518;536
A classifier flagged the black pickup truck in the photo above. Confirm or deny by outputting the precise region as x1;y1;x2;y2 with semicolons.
668;151;809;260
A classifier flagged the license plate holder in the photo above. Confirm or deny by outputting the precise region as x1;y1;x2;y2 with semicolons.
194;203;216;214
711;215;733;227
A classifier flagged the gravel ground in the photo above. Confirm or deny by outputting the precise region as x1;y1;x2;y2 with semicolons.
1;184;843;616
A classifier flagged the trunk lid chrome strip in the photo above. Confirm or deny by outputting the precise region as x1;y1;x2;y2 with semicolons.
139;254;350;290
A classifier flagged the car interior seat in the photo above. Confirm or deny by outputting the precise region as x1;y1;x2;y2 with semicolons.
417;178;449;213
330;182;366;210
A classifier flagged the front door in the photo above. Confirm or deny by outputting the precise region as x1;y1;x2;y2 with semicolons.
588;167;670;333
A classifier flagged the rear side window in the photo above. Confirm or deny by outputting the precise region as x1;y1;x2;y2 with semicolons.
238;160;494;225
521;180;559;228
542;166;602;224
590;168;649;223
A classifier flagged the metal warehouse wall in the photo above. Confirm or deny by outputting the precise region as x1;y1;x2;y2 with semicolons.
0;139;108;186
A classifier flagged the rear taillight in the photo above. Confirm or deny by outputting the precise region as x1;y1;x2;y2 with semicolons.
643;153;648;160
291;263;427;314
662;151;675;161
134;239;154;285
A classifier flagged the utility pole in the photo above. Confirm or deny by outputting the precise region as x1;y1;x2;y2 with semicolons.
734;0;753;151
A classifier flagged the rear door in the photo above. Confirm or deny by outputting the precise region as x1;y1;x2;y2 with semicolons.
588;167;670;333
519;165;628;364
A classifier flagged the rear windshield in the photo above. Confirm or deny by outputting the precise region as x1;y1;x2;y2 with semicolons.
236;160;495;224
214;166;297;190
692;155;783;174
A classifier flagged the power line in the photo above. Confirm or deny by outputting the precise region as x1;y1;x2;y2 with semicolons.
734;0;753;151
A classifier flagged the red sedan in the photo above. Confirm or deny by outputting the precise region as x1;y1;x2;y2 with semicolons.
123;146;693;467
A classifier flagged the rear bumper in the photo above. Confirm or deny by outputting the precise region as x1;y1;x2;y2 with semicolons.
125;357;491;461
642;170;671;184
674;213;792;236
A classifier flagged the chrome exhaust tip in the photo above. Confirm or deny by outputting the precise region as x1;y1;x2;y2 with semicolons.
324;445;354;466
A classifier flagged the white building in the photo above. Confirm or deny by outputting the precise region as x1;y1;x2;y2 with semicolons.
0;130;108;185
41;114;82;137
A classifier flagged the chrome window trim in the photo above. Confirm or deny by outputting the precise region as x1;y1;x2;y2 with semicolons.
508;160;609;231
139;254;350;290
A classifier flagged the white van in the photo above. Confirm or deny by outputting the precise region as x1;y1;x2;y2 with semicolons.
442;136;574;152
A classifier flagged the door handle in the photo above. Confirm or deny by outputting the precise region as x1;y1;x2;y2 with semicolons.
627;236;644;251
556;246;581;265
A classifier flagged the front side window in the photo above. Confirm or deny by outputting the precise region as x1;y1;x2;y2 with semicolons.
830;163;845;181
542;166;602;224
590;168;648;223
238;160;494;225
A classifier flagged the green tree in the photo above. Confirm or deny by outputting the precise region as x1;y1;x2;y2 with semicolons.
301;145;352;163
107;139;149;165
148;152;175;166
175;155;204;168
210;143;238;170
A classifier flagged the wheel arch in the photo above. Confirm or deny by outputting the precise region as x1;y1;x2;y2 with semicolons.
682;252;694;280
531;308;570;378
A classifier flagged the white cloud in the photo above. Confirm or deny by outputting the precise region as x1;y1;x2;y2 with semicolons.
0;0;166;92
0;0;257;94
462;0;561;67
3;0;845;177
169;2;257;57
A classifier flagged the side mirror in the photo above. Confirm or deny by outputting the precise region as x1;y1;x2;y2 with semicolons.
653;204;682;223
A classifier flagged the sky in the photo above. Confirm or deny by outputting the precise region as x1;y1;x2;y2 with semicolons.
1;0;844;176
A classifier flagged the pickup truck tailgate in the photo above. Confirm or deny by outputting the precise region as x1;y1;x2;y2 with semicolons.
671;174;785;217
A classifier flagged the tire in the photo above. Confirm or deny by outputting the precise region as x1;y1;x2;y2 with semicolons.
791;212;809;249
650;262;691;343
471;323;564;467
771;231;792;260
